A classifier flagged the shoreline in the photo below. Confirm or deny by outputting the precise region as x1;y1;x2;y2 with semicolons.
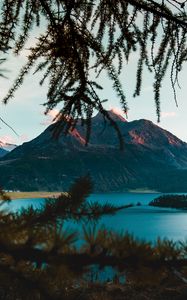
6;191;62;199
127;189;159;194
5;189;160;199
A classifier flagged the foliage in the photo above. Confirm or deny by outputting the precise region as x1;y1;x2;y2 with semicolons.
110;231;154;264
0;1;187;143
155;238;181;261
0;186;11;202
82;224;111;256
1;177;187;298
1;1;187;298
0;176;121;299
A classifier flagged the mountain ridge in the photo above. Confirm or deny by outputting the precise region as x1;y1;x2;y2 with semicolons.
0;141;17;157
1;110;187;192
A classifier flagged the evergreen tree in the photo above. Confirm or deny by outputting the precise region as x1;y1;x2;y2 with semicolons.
0;177;121;299
0;2;187;298
0;1;187;142
1;178;187;299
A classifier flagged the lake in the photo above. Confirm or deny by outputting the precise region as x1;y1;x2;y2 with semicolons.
6;192;187;243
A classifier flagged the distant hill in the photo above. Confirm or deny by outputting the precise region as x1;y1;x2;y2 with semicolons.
1;110;187;192
149;195;187;209
0;147;8;158
0;141;17;157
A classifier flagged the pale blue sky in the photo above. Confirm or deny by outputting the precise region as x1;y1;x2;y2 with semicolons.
0;27;187;145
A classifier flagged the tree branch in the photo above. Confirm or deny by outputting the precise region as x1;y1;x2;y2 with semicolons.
128;0;187;28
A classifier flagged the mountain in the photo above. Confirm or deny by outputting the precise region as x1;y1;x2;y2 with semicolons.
0;142;17;152
0;141;17;152
0;141;17;157
0;147;8;158
1;110;187;192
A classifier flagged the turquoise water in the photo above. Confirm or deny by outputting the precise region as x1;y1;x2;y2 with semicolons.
6;193;187;243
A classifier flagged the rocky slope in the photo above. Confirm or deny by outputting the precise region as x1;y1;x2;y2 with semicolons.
1;111;187;192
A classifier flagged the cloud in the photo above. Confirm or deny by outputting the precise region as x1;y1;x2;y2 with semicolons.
40;109;60;126
47;109;60;119
0;135;16;144
109;106;128;120
19;134;29;142
161;112;177;118
0;134;29;144
109;106;127;115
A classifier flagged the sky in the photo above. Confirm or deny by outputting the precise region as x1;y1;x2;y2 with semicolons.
1;19;187;145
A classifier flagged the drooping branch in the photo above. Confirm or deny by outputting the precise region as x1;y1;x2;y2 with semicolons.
0;0;187;139
128;0;187;28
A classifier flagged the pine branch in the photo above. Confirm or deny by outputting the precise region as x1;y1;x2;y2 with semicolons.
128;0;187;28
